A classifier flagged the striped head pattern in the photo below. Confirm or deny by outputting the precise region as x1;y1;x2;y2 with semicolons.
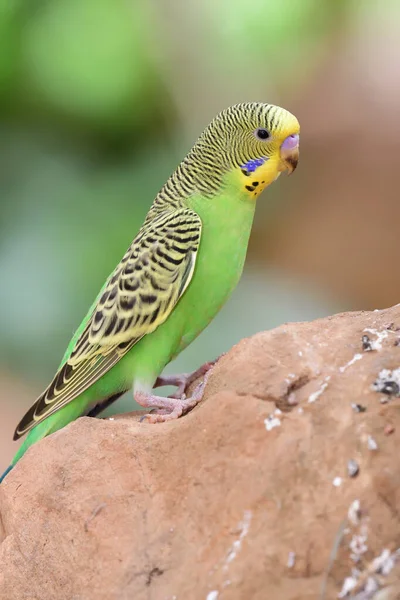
152;102;300;213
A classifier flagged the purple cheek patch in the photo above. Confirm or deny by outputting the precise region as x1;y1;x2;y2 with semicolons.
240;156;268;173
281;134;299;151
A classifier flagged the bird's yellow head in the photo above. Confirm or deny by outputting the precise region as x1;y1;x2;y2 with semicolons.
193;102;300;200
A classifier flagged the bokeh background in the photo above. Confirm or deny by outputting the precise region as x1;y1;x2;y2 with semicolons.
1;0;399;471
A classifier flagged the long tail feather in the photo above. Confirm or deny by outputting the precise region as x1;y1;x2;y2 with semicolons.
0;464;13;483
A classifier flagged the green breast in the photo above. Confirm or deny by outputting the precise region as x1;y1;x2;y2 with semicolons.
176;177;257;349
103;173;257;385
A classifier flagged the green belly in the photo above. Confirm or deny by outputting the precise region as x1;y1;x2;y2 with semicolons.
116;186;257;390
14;184;257;464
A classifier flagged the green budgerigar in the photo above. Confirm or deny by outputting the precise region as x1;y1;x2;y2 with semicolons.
1;102;300;482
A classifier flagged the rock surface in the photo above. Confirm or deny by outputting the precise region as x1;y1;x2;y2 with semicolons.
2;306;400;599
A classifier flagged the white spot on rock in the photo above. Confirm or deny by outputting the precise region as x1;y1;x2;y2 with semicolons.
367;435;378;451
372;548;396;576
339;353;363;373
351;403;366;413
208;511;252;588
364;577;379;595
264;409;282;431
339;547;400;598
224;511;252;567
372;367;400;397
338;575;358;598
308;379;330;404
349;532;368;560
348;500;361;526
206;592;219;600
363;328;390;351
347;459;359;478
333;477;342;487
287;551;296;568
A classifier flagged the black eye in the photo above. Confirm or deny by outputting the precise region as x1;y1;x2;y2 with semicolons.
255;128;270;140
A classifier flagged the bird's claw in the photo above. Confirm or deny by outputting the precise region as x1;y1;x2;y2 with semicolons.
153;356;221;400
136;367;214;424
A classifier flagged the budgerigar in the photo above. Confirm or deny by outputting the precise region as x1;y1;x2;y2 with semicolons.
1;102;300;482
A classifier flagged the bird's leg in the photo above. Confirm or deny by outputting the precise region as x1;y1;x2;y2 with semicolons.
153;357;221;399
136;367;214;423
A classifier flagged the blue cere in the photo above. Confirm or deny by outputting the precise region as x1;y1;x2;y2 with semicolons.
240;157;268;173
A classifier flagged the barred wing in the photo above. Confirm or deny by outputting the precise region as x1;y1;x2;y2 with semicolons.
14;208;202;439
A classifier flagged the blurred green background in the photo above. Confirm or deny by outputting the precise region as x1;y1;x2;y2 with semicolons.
1;0;400;469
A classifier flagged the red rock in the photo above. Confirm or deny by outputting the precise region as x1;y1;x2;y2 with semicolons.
2;306;400;599
384;424;395;435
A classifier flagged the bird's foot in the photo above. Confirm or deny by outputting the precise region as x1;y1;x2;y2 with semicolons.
153;355;223;399
137;368;213;423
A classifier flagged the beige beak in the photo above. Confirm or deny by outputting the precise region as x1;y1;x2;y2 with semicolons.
281;147;299;174
280;133;300;174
